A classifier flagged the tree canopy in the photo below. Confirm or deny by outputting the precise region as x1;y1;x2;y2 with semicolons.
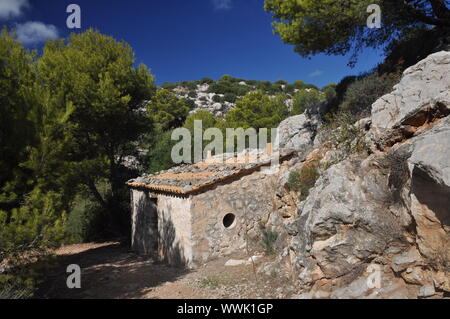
264;0;450;65
147;88;190;131
0;29;157;280
291;89;326;116
0;28;34;196
36;29;155;205
225;90;289;129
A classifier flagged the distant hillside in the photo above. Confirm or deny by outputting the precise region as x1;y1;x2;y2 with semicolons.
160;75;319;117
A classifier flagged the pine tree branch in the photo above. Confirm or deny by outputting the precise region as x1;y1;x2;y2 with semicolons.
403;0;450;27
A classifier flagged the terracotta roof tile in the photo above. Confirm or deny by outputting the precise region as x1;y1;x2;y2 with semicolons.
126;150;294;195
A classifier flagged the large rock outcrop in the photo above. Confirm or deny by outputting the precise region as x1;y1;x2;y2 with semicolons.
281;51;450;299
370;51;450;149
276;106;322;154
394;117;450;266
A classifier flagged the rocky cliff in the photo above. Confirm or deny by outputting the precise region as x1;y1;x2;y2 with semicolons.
268;51;450;299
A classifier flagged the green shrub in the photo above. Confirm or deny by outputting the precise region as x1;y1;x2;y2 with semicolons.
67;195;106;243
144;130;178;174
200;77;214;84
225;90;288;130
181;81;197;91
291;89;325;115
0;250;59;298
340;73;399;118
183;98;196;109
286;161;320;201
161;82;177;90
323;83;337;102
321;111;368;162
223;93;237;103
284;80;317;95
220;74;233;82
261;229;278;255
275;80;288;86
299;167;320;201
317;72;398;163
323;75;358;116
66;178;131;244
0;189;69;257
147;89;190;131
0;284;33;299
198;275;229;288
286;170;301;192
0;189;65;297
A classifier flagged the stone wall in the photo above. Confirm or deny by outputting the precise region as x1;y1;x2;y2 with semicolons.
130;162;297;267
189;167;286;264
131;190;193;266
156;194;192;266
130;150;337;274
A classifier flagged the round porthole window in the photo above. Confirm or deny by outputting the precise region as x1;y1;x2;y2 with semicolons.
222;213;236;229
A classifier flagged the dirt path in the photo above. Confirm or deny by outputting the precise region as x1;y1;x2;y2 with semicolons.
38;242;295;299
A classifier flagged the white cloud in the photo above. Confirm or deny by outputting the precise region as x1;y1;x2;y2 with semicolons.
212;0;232;10
0;0;29;20
15;21;59;46
0;0;58;46
308;70;324;77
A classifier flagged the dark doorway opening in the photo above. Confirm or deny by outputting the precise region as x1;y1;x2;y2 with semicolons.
149;197;158;253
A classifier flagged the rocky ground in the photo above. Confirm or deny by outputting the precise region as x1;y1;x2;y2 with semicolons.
38;242;296;299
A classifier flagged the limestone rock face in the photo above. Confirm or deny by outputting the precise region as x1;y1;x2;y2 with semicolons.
276;113;319;153
370;51;450;147
391;248;423;273
291;156;410;280
368;51;450;150
289;116;450;298
404;119;450;265
407;119;450;191
284;51;450;299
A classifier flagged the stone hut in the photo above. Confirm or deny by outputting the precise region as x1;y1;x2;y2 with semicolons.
126;149;294;268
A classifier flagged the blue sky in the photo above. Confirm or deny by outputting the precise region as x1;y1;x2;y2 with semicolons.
0;0;386;88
